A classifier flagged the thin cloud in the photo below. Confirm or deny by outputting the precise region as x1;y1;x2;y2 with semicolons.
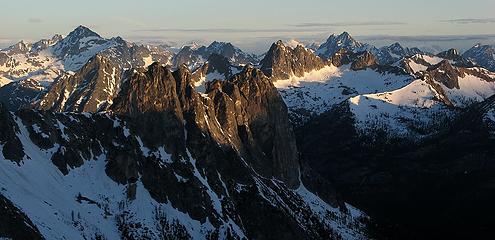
442;18;495;24
28;18;43;23
359;34;495;42
134;28;331;34
290;21;406;27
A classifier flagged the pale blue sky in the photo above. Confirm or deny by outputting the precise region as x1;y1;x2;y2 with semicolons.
1;0;494;53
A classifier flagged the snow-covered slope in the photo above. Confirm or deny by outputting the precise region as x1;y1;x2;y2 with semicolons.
348;80;454;137
0;36;64;88
275;43;495;138
347;62;495;138
274;64;413;124
400;53;444;74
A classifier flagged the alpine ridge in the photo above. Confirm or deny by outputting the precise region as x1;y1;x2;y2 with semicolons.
0;42;369;239
2;25;495;240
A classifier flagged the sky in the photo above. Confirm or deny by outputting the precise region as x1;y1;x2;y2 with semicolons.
1;0;494;53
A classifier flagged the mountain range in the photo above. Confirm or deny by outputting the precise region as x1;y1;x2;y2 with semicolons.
1;26;495;239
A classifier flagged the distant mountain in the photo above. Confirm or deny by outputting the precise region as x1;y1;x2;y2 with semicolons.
315;32;370;59
315;32;425;65
463;44;495;72
0;26;173;111
172;41;258;69
376;42;424;65
201;41;258;65
305;42;321;51
436;48;476;68
52;25;173;71
172;43;205;70
260;40;327;81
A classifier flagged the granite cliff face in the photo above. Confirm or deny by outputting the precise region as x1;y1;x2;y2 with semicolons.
111;63;300;188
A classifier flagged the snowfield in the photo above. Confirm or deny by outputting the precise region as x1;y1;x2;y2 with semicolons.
349;80;453;138
274;64;413;123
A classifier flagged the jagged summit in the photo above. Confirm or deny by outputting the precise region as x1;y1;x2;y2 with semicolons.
68;25;101;39
316;32;365;59
173;40;257;69
208;41;234;50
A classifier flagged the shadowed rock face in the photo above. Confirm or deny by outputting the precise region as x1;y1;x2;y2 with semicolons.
0;79;44;111
205;53;233;78
0;103;24;162
437;49;476;68
260;40;327;81
350;51;378;70
437;48;460;60
330;49;378;71
0;194;43;240
208;66;301;187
